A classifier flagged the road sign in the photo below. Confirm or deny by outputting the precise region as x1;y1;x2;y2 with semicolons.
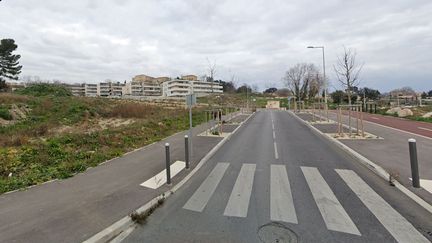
186;94;196;107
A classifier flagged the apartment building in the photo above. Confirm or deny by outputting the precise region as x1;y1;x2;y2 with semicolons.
70;82;127;97
162;75;223;97
85;83;98;97
70;83;85;96
68;74;223;98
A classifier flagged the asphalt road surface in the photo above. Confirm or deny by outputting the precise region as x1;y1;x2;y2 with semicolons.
123;110;432;243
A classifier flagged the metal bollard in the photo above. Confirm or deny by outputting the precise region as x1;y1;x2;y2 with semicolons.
165;143;171;185
408;138;420;188
185;135;190;169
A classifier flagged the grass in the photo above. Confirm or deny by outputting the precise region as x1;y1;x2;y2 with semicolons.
0;84;218;193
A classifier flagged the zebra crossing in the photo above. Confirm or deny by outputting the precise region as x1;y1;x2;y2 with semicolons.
182;162;429;243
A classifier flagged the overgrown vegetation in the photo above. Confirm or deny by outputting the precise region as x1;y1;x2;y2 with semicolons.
0;84;210;193
16;83;72;97
0;106;12;120
130;197;165;225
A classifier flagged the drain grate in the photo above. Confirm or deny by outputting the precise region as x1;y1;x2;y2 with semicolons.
257;222;298;243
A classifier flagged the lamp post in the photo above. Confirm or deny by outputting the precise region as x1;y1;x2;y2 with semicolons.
307;46;327;105
308;45;329;121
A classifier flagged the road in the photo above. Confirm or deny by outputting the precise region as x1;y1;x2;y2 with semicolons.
123;110;432;242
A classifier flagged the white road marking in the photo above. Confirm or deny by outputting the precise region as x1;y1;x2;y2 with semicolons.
371;117;380;120
270;111;278;159
183;163;229;212
140;161;186;189
301;167;360;235
419;179;432;194
224;164;256;217
337;169;429;243
270;165;297;223
274;142;279;159
418;126;432;132
409;178;432;194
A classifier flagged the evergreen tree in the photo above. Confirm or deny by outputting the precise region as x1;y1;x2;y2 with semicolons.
0;39;22;91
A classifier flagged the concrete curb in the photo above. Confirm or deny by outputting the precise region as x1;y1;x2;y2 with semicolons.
83;112;255;243
289;111;432;215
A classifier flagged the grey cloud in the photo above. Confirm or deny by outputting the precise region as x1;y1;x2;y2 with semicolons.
0;0;431;91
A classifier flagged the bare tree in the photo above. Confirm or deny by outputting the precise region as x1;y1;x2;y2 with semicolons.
283;63;320;102
308;73;324;100
206;58;217;93
333;47;363;105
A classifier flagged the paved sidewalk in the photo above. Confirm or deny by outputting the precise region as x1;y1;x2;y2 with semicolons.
0;112;250;243
296;111;432;205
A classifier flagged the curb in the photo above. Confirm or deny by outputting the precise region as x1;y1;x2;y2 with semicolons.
289;111;432;215
83;112;255;243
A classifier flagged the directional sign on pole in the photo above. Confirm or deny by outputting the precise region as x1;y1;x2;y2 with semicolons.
186;94;196;108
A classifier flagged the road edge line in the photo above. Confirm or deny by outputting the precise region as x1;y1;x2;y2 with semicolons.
289;111;432;215
82;112;255;243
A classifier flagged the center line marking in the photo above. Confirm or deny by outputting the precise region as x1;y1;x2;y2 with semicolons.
418;127;432;132
274;142;279;159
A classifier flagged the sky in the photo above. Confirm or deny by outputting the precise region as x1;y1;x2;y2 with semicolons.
1;0;431;92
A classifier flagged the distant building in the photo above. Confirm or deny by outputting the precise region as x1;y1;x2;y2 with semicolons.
162;75;223;97
68;73;223;98
70;83;85;96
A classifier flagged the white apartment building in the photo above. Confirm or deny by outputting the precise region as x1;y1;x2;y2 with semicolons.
162;75;223;97
69;74;223;98
70;83;85;96
70;82;127;97
85;83;98;97
125;81;162;96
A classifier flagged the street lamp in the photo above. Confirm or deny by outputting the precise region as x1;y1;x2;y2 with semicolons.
307;46;327;105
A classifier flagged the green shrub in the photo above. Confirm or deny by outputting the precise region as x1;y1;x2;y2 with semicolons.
0;107;12;120
16;83;72;97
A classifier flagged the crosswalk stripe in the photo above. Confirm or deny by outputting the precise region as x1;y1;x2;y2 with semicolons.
183;163;229;212
336;169;429;243
301;167;361;235
270;165;297;223
224;164;256;217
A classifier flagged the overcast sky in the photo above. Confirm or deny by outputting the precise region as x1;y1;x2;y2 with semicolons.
1;0;431;92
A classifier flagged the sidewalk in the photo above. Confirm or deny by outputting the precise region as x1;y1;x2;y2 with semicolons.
0;112;250;243
295;111;432;205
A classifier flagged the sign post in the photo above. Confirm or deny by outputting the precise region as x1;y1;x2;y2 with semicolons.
186;94;196;158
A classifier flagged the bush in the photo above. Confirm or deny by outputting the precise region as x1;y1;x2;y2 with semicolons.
0;107;12;120
16;83;72;97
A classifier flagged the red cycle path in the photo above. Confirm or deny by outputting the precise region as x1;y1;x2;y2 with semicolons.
333;111;432;138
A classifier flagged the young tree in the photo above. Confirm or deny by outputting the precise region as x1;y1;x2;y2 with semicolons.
206;58;217;93
333;47;363;105
307;72;324;100
0;39;22;91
